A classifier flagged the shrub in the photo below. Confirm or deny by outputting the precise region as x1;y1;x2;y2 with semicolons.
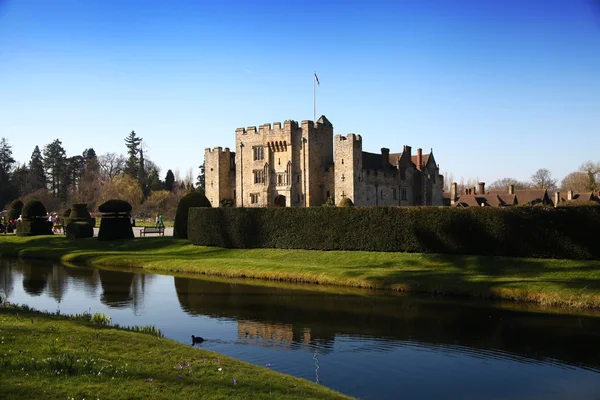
98;199;133;213
220;199;234;208
66;221;94;239
97;200;134;241
68;203;95;227
21;200;47;219
338;198;354;207
8;199;23;220
62;208;72;227
187;206;600;260
323;197;336;207
16;219;53;236
174;191;211;239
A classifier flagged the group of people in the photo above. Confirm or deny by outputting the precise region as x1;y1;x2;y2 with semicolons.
49;214;63;233
155;214;165;229
0;216;16;234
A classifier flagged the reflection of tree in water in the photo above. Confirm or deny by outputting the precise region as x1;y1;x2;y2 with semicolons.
46;265;68;303
174;276;600;370
99;269;134;308
64;266;100;293
20;260;54;296
0;258;16;299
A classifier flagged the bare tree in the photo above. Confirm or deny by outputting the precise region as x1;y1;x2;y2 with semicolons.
99;153;126;181
487;178;531;191
561;171;589;193
530;168;557;192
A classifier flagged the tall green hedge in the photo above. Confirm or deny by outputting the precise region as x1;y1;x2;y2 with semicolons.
174;191;212;239
187;206;600;260
8;200;23;220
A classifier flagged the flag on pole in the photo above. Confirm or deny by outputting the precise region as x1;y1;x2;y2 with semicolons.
314;72;320;86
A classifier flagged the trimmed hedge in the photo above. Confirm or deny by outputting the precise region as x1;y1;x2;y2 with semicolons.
68;203;95;228
97;200;134;241
338;198;354;207
16;219;53;236
188;206;600;260
174;191;212;239
21;200;47;219
66;221;94;239
8;200;23;220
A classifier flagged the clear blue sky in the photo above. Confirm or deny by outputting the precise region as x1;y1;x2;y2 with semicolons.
1;0;599;185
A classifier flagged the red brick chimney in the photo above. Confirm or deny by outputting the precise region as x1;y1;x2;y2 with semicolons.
381;148;390;168
509;184;515;195
478;182;485;195
416;148;422;171
568;190;574;200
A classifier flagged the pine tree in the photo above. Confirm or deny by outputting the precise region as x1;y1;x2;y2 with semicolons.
0;137;17;207
83;148;99;174
148;168;163;191
165;169;175;192
124;130;142;179
43;139;68;201
196;162;205;191
28;145;47;191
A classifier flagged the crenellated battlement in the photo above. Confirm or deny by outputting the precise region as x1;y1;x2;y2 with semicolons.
334;133;362;143
205;147;232;154
236;120;298;136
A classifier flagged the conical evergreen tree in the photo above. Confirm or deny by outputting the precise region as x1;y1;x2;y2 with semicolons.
28;145;46;191
124;131;142;179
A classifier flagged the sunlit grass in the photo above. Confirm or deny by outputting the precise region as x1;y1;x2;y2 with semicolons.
2;235;600;309
0;302;350;400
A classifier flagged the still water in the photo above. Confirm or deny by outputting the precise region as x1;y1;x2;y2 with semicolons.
1;257;600;400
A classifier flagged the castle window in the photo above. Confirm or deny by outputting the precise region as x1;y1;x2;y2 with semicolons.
401;188;407;201
297;175;300;183
297;194;300;203
342;159;344;164
250;193;259;204
393;188;397;200
253;170;265;184
326;191;330;198
253;146;264;161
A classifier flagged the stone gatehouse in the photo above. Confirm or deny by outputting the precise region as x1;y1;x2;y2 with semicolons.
204;115;444;207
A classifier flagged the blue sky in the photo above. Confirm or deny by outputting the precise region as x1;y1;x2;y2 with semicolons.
1;0;599;185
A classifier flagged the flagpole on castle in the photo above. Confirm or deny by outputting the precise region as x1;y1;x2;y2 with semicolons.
313;72;320;123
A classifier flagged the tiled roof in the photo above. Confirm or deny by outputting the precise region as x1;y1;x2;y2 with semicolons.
411;154;430;167
515;189;548;205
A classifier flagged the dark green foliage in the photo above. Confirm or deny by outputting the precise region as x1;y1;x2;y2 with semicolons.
165;169;175;191
188;206;600;260
559;201;600;207
98;200;134;241
8;199;23;220
98;217;134;241
220;199;234;207
98;199;133;213
68;203;95;228
16;219;53;236
21;200;47;219
66;221;94;238
338;198;354;207
174;191;211;239
62;207;72;227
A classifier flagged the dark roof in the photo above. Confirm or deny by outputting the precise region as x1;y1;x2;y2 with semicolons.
411;154;430;168
453;195;487;207
388;152;402;165
317;115;333;127
453;193;516;208
361;151;397;171
515;189;548;205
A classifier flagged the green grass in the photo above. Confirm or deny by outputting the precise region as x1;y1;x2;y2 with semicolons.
0;303;350;400
1;235;600;309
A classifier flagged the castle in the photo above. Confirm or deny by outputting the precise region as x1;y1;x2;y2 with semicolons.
204;116;444;207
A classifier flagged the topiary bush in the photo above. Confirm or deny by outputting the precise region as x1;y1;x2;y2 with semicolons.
338;198;354;207
62;208;72;227
69;203;95;227
21;200;47;219
16;200;53;236
187;206;600;260
66;221;94;239
174;191;212;239
8;199;23;220
97;199;134;241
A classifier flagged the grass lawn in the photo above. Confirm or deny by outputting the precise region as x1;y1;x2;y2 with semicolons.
1;235;600;309
0;303;350;400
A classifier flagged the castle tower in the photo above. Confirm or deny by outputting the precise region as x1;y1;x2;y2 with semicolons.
333;133;362;204
204;147;236;207
301;116;334;206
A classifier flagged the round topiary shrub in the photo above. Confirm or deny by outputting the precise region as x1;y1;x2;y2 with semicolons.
17;200;52;236
98;199;133;213
174;191;212;239
62;207;72;227
21;200;48;219
338;198;354;207
97;199;134;241
8;199;24;220
66;221;94;239
69;203;95;227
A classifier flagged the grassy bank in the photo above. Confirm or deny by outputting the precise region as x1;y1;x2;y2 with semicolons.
1;236;600;309
0;303;350;400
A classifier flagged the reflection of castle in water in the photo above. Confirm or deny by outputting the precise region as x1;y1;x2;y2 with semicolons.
174;275;600;369
237;320;316;349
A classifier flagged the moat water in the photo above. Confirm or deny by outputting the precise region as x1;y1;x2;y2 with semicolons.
1;257;600;399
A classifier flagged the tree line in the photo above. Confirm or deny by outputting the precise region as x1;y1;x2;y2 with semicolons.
444;164;600;195
0;132;206;219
